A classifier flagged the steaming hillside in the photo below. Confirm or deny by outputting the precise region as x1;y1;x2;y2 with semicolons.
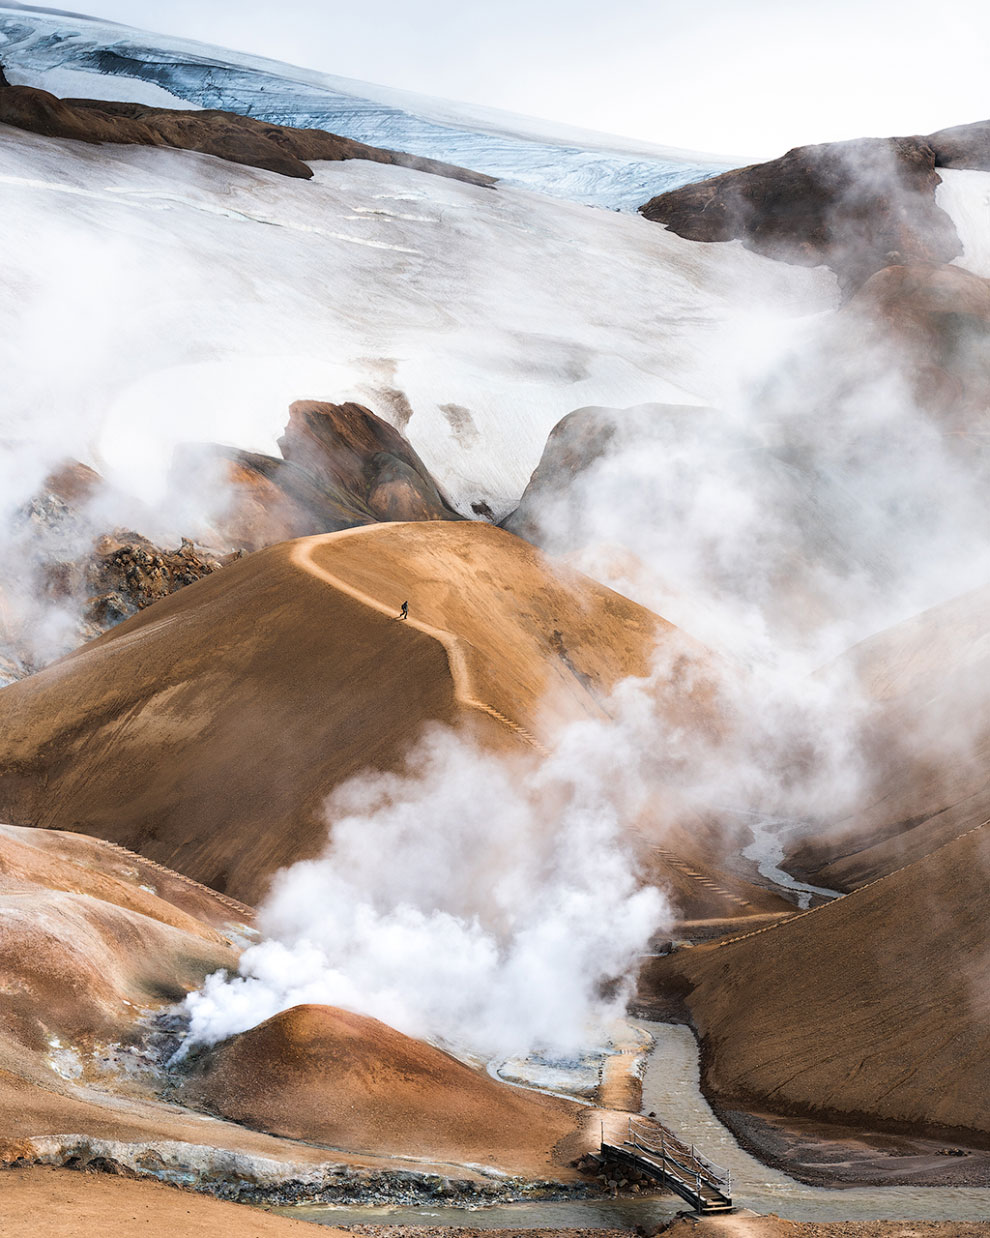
177;1004;584;1173
5;0;990;1217
0;2;733;208
647;821;990;1144
0;824;595;1186
0;521;698;903
790;580;990;890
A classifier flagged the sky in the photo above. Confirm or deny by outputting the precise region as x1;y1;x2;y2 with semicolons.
20;0;990;156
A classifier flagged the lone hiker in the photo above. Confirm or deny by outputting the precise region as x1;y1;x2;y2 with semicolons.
397;600;409;620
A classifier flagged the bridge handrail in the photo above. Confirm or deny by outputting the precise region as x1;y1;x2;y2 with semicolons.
629;1135;729;1196
629;1116;729;1178
627;1117;731;1193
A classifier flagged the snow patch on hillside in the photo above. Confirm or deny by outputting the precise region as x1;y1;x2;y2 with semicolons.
938;168;990;279
0;126;835;524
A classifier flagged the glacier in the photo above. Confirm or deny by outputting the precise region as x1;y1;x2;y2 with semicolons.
0;2;736;210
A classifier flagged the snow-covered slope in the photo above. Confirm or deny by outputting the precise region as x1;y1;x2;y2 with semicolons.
937;168;990;278
0;3;735;209
0;124;835;523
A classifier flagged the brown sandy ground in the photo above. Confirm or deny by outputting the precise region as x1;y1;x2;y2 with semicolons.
0;1166;346;1237
640;823;990;1155
3;1177;988;1238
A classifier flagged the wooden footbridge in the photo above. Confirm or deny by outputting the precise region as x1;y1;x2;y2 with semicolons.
600;1116;733;1215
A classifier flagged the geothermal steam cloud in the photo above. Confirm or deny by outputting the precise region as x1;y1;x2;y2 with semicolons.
184;719;668;1058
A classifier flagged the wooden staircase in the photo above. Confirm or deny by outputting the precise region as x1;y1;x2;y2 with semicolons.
601;1116;733;1215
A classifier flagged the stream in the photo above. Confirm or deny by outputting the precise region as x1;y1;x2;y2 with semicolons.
275;1022;990;1226
739;814;841;909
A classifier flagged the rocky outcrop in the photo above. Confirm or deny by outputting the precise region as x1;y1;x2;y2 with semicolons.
927;120;990;170
0;85;497;186
81;531;234;625
641;135;961;293
1;474;235;682
278;400;460;523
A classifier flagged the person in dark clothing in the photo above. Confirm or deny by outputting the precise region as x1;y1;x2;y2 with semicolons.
397;600;409;620
0;64;11;89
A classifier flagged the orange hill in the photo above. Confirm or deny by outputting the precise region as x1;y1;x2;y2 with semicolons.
0;823;241;1066
650;821;990;1142
0;522;708;904
178;1003;585;1174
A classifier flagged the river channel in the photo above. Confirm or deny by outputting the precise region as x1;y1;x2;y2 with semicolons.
275;1021;990;1226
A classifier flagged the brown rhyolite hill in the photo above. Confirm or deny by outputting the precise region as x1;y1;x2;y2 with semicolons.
2;401;459;679
179;1004;584;1173
0;521;707;903
641;131;972;292
644;822;990;1144
0;84;495;186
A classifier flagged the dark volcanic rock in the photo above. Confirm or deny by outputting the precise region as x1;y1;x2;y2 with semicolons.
0;85;497;186
641;136;961;293
82;530;233;623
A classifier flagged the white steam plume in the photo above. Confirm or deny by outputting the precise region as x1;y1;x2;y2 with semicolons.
184;708;670;1058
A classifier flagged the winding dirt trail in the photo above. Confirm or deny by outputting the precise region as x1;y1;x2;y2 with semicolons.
291;529;551;756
